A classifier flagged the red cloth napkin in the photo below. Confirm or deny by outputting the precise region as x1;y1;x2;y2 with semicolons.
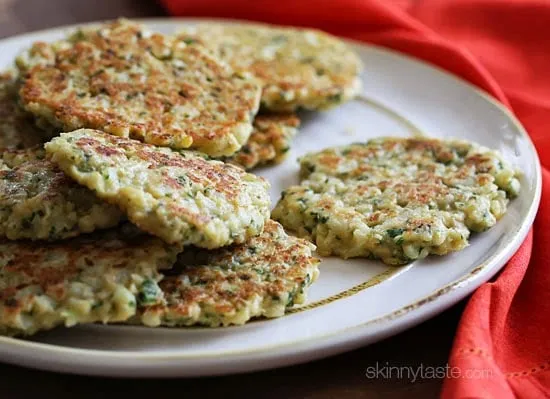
161;1;550;397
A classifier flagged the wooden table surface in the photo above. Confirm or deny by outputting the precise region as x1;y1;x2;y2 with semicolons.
0;1;468;397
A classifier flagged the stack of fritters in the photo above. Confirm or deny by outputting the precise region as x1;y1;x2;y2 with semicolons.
0;17;522;337
0;17;367;336
0;224;179;336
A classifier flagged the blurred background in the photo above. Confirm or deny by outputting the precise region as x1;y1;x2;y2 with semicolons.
0;0;167;39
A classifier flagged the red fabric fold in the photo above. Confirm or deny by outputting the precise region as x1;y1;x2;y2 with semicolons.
161;0;550;397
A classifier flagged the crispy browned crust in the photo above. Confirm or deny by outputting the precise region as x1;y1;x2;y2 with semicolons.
0;72;53;150
0;224;180;335
71;131;252;201
45;129;271;248
137;220;320;327
300;137;519;196
17;19;262;156
225;113;300;170
0;147;124;241
177;23;362;111
0;227;157;301
273;137;520;264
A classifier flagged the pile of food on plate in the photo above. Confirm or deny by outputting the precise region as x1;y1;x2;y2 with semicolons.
0;19;519;336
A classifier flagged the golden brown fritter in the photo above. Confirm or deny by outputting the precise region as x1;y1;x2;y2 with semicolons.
0;71;54;150
223;113;299;170
177;22;362;111
17;19;262;157
0;224;180;336
136;220;320;327
273;137;520;265
0;147;123;241
45;129;271;249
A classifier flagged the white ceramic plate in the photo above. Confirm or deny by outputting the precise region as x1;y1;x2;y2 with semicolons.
0;18;541;377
